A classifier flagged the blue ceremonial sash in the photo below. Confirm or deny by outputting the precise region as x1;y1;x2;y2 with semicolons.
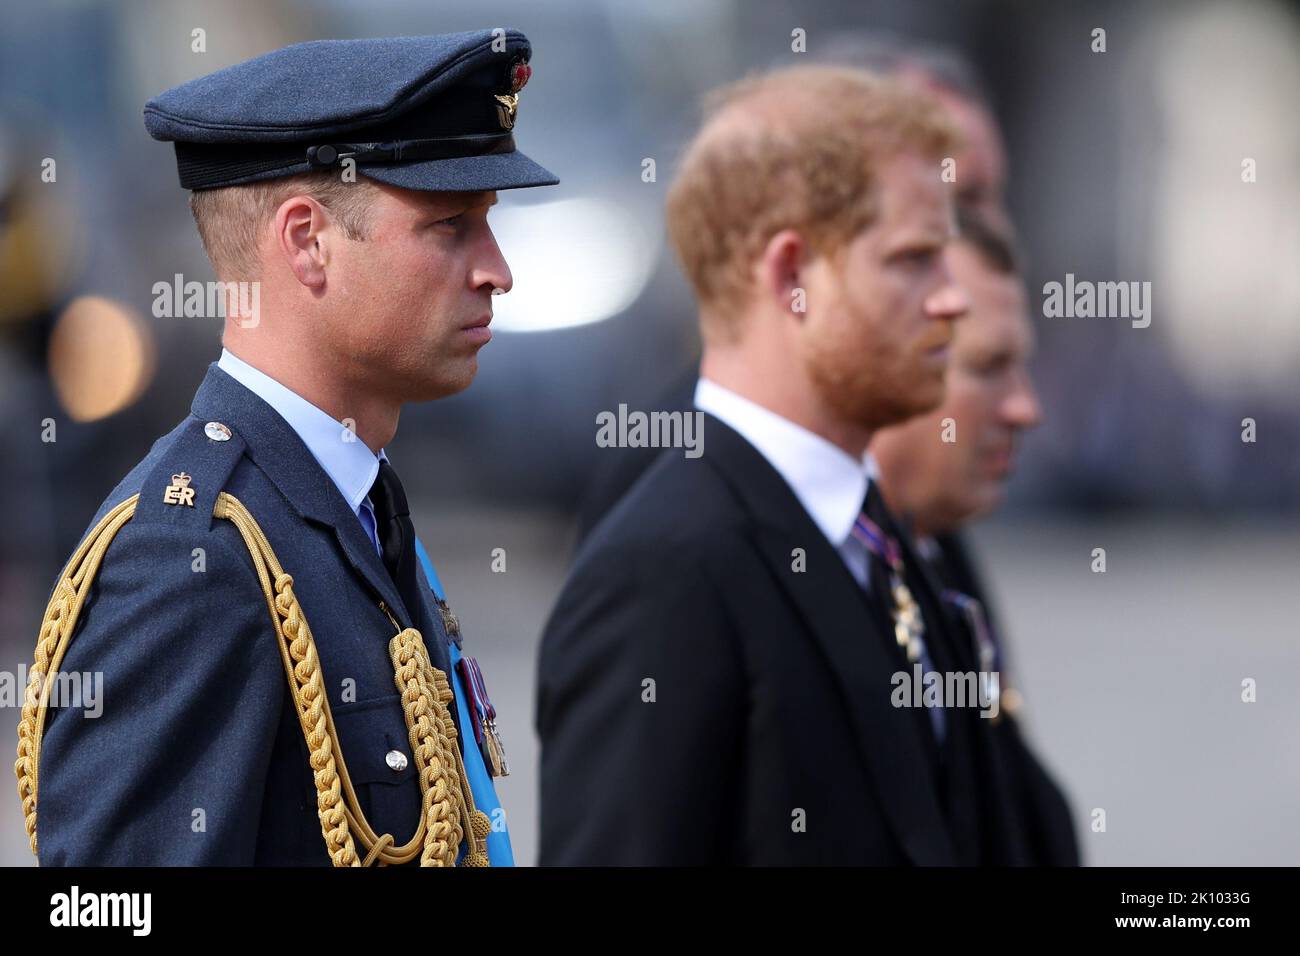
414;536;516;867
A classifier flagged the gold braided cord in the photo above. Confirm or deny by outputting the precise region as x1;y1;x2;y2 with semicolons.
390;626;491;866
15;497;136;855
15;491;491;867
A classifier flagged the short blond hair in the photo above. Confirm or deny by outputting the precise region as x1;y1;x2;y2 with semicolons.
188;172;379;279
665;66;959;340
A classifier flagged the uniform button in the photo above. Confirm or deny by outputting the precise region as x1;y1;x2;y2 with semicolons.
204;421;232;441
385;749;408;772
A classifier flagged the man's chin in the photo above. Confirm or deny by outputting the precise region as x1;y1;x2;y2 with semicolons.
960;483;1005;525
410;361;478;402
882;382;947;427
814;366;945;432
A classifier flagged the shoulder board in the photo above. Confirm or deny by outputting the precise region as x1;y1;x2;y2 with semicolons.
130;417;247;533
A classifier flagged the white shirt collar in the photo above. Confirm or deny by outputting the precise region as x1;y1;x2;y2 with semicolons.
217;348;386;515
694;377;877;549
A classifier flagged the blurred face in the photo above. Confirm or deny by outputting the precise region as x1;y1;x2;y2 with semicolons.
798;151;969;433
325;183;511;402
895;70;1010;229
937;92;1009;231
871;241;1042;533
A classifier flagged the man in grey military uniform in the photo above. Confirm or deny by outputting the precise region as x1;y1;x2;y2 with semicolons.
17;31;556;866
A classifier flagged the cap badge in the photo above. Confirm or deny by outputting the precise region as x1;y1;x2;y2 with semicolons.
510;61;531;93
494;93;519;130
494;59;531;130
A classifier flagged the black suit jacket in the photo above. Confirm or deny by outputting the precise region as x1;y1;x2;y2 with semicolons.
928;532;1081;866
574;365;698;542
538;413;1072;865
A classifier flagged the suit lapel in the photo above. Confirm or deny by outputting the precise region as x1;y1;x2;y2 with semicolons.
698;414;957;865
895;525;988;863
917;531;1036;864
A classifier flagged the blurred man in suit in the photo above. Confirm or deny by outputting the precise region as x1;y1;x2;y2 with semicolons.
573;36;1011;541
872;211;1038;537
537;65;1015;864
870;207;1079;864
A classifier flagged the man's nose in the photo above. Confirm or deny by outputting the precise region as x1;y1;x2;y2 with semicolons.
472;228;513;295
1002;368;1043;430
925;276;970;323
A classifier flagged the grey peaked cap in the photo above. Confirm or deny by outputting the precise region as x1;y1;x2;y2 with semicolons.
143;30;559;192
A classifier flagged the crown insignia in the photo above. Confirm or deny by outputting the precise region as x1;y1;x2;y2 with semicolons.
163;472;196;507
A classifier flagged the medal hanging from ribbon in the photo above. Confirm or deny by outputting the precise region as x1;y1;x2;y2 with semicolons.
851;513;927;664
455;655;510;777
942;589;1004;723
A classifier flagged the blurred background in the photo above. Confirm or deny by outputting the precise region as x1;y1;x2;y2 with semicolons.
1;0;1297;866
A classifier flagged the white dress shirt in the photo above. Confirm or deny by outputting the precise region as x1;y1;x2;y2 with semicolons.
218;348;386;557
694;377;879;587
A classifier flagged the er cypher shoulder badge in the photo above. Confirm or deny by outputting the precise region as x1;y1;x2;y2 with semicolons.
162;472;196;507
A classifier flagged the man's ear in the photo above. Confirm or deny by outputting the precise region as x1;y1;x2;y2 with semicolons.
273;195;330;290
757;229;807;320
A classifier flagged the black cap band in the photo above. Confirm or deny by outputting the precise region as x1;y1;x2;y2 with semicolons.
305;132;515;169
175;131;517;190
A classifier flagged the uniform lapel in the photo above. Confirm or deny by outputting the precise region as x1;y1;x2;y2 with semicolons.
191;362;459;724
698;414;958;865
407;544;457;687
190;363;413;630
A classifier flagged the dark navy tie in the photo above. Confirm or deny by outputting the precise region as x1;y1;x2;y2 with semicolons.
368;460;423;621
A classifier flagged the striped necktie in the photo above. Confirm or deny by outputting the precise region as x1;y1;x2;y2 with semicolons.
852;481;946;744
